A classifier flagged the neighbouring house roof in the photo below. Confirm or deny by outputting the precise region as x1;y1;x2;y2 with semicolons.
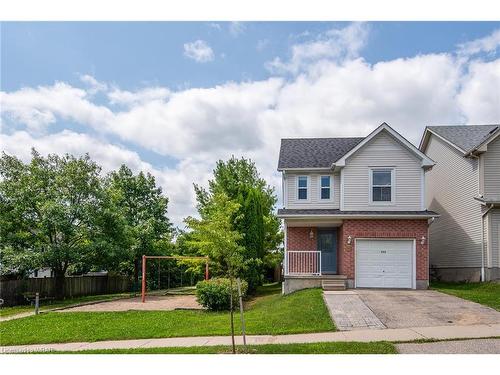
278;137;364;170
421;125;500;154
278;123;434;171
277;208;439;218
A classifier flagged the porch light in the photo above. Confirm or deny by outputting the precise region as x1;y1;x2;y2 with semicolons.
347;235;352;245
309;229;314;239
420;236;426;245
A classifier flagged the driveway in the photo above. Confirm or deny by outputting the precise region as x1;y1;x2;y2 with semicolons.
324;289;500;330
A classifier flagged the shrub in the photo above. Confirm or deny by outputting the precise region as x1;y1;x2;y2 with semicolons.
196;278;248;311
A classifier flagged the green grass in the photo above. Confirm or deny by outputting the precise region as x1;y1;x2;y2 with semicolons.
431;281;500;311
0;284;335;346
0;292;133;318
33;341;396;354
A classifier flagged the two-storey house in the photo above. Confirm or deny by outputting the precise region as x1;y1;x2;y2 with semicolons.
278;123;438;293
420;125;500;282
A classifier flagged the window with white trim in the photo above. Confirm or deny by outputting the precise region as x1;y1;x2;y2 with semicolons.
370;169;393;203
297;176;308;200
320;176;331;200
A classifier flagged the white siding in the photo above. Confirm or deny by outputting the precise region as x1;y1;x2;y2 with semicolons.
424;134;483;268
489;209;500;268
342;130;423;211
286;173;340;209
482;135;500;199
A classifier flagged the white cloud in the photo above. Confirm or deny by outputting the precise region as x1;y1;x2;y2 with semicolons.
266;22;369;74
108;87;171;107
229;22;245;37
457;29;500;57
80;74;108;94
183;40;214;63
2;26;500;227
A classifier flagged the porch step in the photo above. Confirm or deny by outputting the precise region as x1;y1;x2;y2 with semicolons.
322;279;346;291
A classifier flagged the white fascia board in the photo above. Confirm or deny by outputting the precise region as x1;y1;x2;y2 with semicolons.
278;213;440;219
277;167;333;172
336;123;435;168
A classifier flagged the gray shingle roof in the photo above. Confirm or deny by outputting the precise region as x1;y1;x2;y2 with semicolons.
278;137;364;169
277;209;438;216
427;125;499;153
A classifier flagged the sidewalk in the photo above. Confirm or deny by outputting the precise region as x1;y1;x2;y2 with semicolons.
2;323;499;353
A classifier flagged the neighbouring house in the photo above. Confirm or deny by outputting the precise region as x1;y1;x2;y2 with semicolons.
278;123;439;294
420;125;500;282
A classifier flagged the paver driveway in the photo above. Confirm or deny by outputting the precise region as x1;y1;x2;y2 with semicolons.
324;289;500;330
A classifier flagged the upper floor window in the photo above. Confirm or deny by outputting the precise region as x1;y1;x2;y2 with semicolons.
370;168;394;203
320;176;331;200
297;176;308;200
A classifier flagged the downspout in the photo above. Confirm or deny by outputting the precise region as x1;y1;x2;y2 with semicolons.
427;217;436;285
481;203;494;282
470;153;486;282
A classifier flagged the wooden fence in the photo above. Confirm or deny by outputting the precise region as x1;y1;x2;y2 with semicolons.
0;275;133;306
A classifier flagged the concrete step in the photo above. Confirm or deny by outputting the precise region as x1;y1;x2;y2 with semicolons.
322;279;346;291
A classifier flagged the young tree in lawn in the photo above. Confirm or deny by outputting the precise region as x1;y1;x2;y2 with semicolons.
106;165;173;286
184;192;244;353
0;150;127;298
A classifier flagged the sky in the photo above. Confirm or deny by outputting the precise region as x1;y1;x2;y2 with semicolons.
1;21;500;227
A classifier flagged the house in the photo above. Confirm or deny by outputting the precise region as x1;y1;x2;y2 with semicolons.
420;125;500;282
277;123;438;294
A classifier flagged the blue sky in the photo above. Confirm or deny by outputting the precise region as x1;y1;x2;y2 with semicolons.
1;22;499;225
2;22;498;91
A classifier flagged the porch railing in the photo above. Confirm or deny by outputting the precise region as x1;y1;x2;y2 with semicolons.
284;251;321;276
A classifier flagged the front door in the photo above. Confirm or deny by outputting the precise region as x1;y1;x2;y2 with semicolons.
318;228;337;274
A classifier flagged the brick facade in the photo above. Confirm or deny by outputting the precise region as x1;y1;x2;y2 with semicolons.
339;219;429;281
287;227;317;251
286;219;429;284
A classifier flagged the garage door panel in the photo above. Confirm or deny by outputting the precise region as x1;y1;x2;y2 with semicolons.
356;239;414;289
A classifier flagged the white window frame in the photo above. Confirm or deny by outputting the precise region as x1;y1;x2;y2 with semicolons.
296;175;309;201
318;175;333;201
369;168;396;205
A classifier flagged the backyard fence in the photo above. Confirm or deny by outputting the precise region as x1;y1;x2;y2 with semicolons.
0;275;133;306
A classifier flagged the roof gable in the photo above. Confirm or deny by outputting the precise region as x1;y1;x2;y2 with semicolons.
335;123;435;169
420;125;500;154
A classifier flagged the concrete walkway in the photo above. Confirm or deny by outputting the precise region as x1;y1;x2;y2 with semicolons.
2;323;499;353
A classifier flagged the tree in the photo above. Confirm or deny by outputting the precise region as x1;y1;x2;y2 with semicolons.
0;150;127;298
238;188;265;292
193;157;283;290
106;165;173;285
184;192;244;353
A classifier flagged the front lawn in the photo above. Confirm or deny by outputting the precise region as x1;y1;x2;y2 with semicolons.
431;281;500;311
37;341;396;354
0;284;335;346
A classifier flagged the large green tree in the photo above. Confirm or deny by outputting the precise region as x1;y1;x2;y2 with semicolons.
106;165;173;285
0;150;127;298
193;157;282;290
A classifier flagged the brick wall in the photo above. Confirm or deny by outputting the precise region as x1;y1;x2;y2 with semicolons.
339;219;429;281
286;220;429;283
286;227;317;251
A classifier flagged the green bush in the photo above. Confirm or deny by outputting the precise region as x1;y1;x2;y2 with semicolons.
196;278;248;311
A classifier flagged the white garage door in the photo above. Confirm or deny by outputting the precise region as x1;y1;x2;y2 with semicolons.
356;239;414;289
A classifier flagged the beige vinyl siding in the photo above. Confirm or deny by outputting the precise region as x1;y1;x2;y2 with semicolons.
342;130;423;211
286;173;340;209
482;135;500;198
489;209;500;268
424;134;483;268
